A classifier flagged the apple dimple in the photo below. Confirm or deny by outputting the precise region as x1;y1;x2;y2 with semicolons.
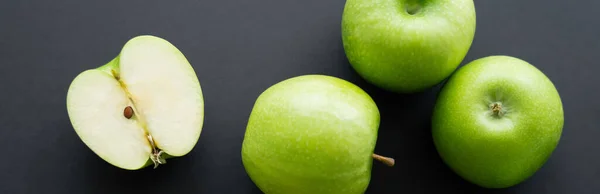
482;86;514;118
404;0;423;15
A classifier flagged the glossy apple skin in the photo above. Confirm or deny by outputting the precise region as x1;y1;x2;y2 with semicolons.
242;75;380;194
342;0;476;93
432;56;564;188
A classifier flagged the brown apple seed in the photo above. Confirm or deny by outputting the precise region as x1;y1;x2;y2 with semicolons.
124;106;133;119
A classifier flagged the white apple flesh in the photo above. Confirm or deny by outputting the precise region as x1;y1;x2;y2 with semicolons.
66;35;204;170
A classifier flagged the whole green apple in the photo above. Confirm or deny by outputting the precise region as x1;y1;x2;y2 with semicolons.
342;0;476;93
241;75;393;194
432;56;564;188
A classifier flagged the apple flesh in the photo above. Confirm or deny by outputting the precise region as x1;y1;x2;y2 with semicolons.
342;0;476;93
66;35;204;170
432;56;564;188
242;75;392;194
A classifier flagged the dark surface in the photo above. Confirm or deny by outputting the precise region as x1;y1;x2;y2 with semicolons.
0;0;598;193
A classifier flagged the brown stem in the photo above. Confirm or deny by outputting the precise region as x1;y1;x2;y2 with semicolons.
372;154;395;167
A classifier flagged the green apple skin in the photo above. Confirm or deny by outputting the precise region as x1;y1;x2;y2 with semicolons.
242;75;380;194
342;0;476;93
432;56;564;188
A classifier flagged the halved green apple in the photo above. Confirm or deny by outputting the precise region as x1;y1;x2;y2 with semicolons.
66;35;204;170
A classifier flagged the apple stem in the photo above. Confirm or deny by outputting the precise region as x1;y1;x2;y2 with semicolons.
372;154;395;167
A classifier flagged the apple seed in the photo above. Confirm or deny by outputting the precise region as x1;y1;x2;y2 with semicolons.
124;106;134;119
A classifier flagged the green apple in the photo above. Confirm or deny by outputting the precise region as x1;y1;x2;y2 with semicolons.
241;75;394;194
432;56;564;188
342;0;476;93
66;35;204;170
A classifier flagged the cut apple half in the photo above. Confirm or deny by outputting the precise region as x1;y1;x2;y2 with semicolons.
66;35;204;170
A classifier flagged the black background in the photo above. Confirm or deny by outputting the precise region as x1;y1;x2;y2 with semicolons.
1;0;598;193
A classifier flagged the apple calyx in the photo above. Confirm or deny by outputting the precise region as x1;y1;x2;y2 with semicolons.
147;134;167;169
372;154;395;167
490;102;505;117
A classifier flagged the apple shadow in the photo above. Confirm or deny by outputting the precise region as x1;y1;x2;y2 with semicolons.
55;125;212;193
71;148;204;193
63;122;268;194
20;119;160;193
